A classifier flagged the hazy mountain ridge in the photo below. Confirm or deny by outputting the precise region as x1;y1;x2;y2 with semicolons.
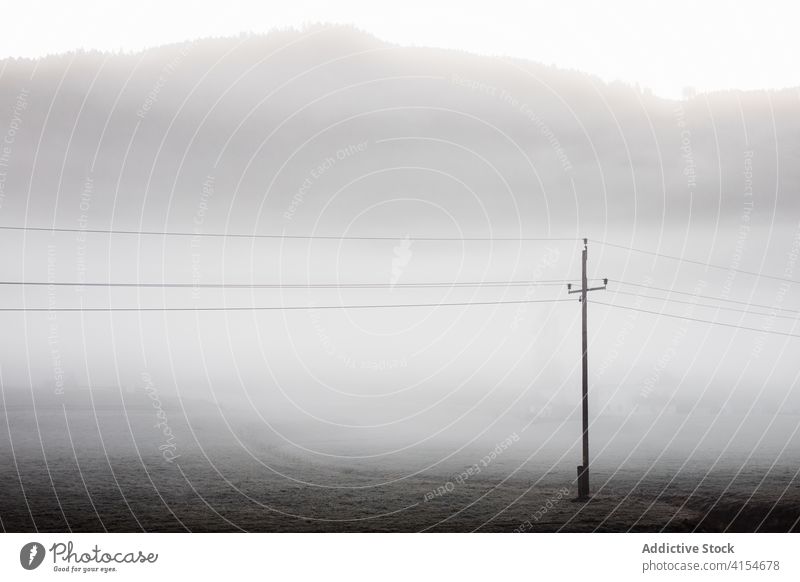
1;25;797;236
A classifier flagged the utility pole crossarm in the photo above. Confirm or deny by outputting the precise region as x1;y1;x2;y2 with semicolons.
568;238;607;500
567;279;608;294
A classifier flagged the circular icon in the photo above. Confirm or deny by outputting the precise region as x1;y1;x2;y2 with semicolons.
20;542;46;570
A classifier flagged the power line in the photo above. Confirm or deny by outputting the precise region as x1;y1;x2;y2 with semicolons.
609;288;800;321
0;225;579;242
0;279;598;289
0;297;573;312
613;279;800;315
594;239;798;285
593;300;800;339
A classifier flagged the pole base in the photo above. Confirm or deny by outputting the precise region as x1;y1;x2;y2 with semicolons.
575;465;590;500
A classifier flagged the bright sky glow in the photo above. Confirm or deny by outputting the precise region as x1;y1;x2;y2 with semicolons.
2;0;797;99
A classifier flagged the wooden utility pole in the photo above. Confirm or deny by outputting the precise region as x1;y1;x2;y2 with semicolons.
567;239;607;499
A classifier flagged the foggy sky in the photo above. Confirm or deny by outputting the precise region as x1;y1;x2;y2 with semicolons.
1;26;798;459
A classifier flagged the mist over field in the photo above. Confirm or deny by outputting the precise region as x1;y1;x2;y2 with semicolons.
1;26;798;532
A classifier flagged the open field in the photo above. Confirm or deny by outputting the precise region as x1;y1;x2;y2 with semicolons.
2;401;798;533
